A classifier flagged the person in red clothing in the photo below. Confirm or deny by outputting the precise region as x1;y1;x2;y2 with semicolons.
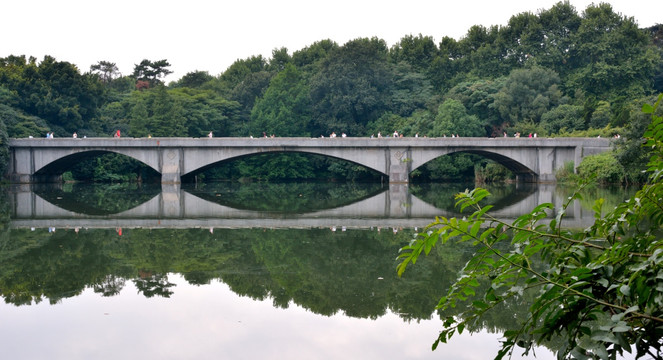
114;130;121;138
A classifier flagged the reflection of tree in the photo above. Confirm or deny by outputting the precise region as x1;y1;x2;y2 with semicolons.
133;273;175;298
0;229;118;305
0;223;561;352
93;274;126;297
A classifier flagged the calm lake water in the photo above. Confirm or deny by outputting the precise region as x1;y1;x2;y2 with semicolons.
0;182;634;360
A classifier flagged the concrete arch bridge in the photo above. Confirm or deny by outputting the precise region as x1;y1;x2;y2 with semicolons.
7;137;612;184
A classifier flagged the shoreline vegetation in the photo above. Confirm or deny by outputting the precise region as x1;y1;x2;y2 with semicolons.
397;94;663;360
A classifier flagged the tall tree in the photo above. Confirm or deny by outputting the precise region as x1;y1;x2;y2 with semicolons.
268;47;291;72
446;78;506;135
535;1;582;76
492;66;564;126
431;99;485;137
0;55;106;134
90;61;120;85
250;63;311;137
390;34;438;71
171;70;213;88
127;86;184;137
309;37;394;136
566;3;659;100
291;39;339;69
132;59;173;87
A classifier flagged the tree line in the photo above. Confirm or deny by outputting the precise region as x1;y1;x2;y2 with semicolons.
1;1;661;182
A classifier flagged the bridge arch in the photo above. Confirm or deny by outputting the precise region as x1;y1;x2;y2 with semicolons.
411;149;538;181
181;149;389;180
25;148;162;183
34;149;159;174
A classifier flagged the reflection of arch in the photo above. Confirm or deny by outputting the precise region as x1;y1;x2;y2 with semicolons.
33;183;161;215
183;181;386;214
410;182;539;213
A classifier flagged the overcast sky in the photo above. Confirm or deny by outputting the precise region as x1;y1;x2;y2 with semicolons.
2;0;661;82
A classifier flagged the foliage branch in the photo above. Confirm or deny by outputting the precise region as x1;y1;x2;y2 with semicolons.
397;94;663;359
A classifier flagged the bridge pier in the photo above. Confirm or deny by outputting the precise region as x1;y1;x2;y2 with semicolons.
159;148;182;184
388;147;412;184
516;173;538;183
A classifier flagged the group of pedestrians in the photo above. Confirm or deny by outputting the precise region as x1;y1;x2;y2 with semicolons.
372;131;426;138
326;132;347;138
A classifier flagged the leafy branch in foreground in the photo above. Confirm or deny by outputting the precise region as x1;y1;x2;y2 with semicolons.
397;94;663;360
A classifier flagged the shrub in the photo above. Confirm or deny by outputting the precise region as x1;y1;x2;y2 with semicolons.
555;161;577;183
576;152;625;184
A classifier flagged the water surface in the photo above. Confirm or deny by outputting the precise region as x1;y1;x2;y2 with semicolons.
2;182;633;359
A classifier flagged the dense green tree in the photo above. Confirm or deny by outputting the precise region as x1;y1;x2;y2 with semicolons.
412;153;480;182
213;55;269;97
428;36;466;91
229;70;273;132
127;86;185;137
268;47;292;72
0;103;50;138
132;59;173;87
0;114;9;176
462;25;507;78
291;39;339;69
535;1;582;75
89;61;120;85
389;62;434;117
0;55;107;134
170;70;214;88
540;104;585;134
365;112;406;137
499;12;543;68
309;37;394;136
432;99;485;137
650;24;663;93
576;151;625;184
446;78;506;135
250;63;311;137
589;100;613;128
615;95;663;183
492;66;564;126
390;34;438;71
566;3;659;100
171;87;240;137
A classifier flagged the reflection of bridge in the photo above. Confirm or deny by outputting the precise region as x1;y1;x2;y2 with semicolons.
8;137;612;184
10;184;597;229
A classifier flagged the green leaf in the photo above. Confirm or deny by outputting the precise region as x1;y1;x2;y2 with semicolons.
472;301;489;310
642;103;654;114
619;285;630;296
